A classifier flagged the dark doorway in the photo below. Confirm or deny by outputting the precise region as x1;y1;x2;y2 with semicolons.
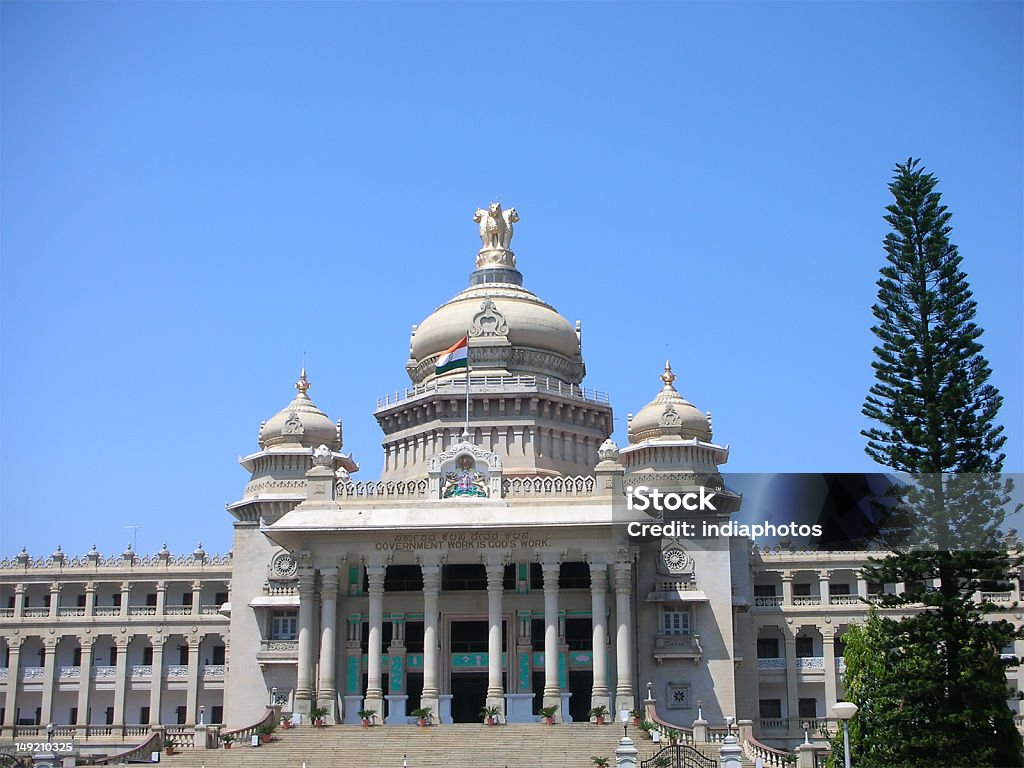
450;673;487;723
406;672;423;714
532;671;544;715
568;670;592;722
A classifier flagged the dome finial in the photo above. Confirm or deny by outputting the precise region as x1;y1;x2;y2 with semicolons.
661;360;677;389
295;368;310;397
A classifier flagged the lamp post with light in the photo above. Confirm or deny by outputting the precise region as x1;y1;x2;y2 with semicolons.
831;702;858;768
620;709;629;739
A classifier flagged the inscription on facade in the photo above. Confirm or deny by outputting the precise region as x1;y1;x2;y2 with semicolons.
375;530;551;552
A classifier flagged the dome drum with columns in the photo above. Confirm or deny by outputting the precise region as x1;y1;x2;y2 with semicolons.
375;203;611;481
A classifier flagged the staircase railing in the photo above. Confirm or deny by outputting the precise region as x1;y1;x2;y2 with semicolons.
220;705;281;746
93;730;162;765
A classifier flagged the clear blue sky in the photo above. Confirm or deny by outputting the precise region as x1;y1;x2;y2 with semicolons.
2;1;1021;559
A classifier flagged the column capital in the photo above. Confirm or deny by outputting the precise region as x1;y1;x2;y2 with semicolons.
298;570;317;595
320;568;340;598
818;569;833;580
781;571;794;582
613;563;632;594
148;634;166;648
366;565;385;598
589;562;609;589
485;563;504;591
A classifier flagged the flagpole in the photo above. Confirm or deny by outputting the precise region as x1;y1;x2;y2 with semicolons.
463;332;471;440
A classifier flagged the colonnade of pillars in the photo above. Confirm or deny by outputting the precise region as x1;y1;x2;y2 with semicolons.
292;558;636;722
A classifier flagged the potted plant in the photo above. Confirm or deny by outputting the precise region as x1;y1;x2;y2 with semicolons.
538;704;558;724
281;716;292;730
357;708;377;727
308;706;328;728
411;707;433;726
629;708;644;726
257;722;275;742
480;705;501;725
588;704;609;725
163;737;176;755
220;733;234;749
638;719;655;739
590;758;610;767
666;728;680;745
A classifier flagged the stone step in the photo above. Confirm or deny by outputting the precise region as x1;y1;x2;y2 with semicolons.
162;724;755;768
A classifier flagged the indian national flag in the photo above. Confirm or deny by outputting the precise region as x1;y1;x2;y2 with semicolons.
435;335;469;375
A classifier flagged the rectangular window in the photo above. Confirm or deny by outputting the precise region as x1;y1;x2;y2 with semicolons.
756;638;780;659
176;706;186;725
662;610;690;636
798;698;817;718
109;647;117;666
214;592;228;605
112;594;122;608
211;705;224;725
866;581;883;595
139;706;150;724
76;594;87;607
271;612;298;641
793;583;811;597
753;584;777;597
182;592;193;606
830;583;851;595
72;648;82;666
105;707;114;726
759;699;782;719
212;645;226;665
142;647;153;665
795;637;815;658
145;593;157;607
69;707;77;724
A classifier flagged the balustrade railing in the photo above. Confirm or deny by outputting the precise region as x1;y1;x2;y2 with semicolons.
376;374;610;408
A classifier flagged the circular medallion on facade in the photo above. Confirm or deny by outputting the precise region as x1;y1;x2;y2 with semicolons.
662;547;689;573
272;551;297;577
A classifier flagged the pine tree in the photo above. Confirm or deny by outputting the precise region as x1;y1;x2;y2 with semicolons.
862;157;1012;548
841;158;1024;767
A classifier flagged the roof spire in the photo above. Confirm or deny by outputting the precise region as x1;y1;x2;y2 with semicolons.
295;368;310;397
661;359;677;389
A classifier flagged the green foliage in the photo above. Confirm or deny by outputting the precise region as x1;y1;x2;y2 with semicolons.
538;705;559;720
862;158;1014;549
846;158;1024;768
590;757;610;767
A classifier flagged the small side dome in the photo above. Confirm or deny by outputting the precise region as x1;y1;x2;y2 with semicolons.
259;370;341;450
627;361;711;444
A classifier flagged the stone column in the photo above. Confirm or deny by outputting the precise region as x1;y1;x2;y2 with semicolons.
486;563;505;711
148;635;164;725
420;563;441;716
822;626;837;713
13;584;25;618
76;637;94;736
318;568;339;719
48;583;61;618
119;582;131;617
781;572;794;607
295;570;316;714
613;559;635;713
589;562;610;713
541;561;561;716
364;565;386;714
784;630;799;739
191;581;202;617
155;582;167;616
186;637;201;724
40;638;57;725
2;638;22;733
84;583;96;618
818;570;831;606
112;637;130;732
856;575;868;601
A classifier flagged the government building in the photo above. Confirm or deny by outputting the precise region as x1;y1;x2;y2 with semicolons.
2;204;1021;756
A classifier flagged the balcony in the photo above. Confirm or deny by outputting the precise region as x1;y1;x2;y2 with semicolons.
23;608;49;618
128;606;157;616
131;665;153;678
795;656;824;670
828;595;860;606
58;666;81;679
757;658;785;670
257;639;298;665
754;596;782;608
93;666;116;679
203;664;226;677
57;607;86;617
792;596;821;606
652;634;703;665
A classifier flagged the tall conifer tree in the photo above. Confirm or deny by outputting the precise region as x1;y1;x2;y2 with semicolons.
834;158;1024;768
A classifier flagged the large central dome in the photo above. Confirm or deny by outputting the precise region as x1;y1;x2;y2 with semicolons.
405;202;585;385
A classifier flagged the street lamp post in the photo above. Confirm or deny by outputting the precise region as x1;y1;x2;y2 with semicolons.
199;705;205;726
270;686;277;707
831;702;858;768
620;709;629;739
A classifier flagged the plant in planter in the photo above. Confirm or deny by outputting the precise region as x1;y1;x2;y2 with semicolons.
638;719;655;739
410;707;433;726
480;705;502;725
666;728;681;745
538;705;559;724
629;708;644;727
590;757;610;767
163;738;176;755
281;716;292;730
257;722;276;742
357;708;377;727
308;707;329;728
220;734;234;750
588;705;609;725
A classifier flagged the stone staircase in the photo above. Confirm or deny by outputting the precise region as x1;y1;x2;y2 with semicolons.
159;722;748;768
